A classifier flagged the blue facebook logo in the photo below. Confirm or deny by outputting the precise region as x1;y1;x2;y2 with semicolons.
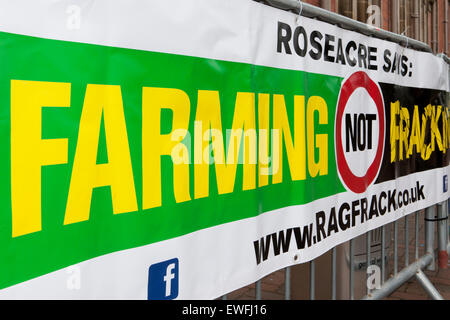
148;258;179;300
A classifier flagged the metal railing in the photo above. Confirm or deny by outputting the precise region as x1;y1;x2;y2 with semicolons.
258;0;432;53
363;202;448;300
221;202;449;300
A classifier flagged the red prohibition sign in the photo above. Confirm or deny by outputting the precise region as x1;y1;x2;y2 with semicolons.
335;71;385;194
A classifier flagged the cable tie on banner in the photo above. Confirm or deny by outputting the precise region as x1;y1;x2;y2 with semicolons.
296;0;303;24
424;216;448;222
400;29;409;55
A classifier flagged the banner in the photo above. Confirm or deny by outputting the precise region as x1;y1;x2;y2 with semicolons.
0;0;448;299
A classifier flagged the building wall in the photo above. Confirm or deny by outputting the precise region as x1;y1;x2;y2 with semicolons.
298;0;449;55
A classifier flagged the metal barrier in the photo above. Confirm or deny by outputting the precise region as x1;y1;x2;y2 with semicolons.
221;203;449;300
218;1;450;301
363;202;448;300
260;0;432;52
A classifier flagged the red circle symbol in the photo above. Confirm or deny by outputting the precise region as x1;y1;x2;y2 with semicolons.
335;71;385;194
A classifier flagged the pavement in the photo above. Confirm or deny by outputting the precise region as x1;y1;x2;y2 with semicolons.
225;210;450;300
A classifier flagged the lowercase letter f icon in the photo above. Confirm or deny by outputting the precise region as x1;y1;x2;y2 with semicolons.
164;263;176;297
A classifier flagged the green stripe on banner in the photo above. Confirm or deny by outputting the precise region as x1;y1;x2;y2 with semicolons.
0;31;344;289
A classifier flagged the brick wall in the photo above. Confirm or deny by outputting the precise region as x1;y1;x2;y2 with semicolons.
300;0;448;54
304;0;321;7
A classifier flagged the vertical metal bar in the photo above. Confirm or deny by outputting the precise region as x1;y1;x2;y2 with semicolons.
394;220;398;275
445;0;449;55
425;205;436;271
391;0;399;34
445;198;450;248
349;239;354;300
352;0;357;20
445;198;450;242
413;0;420;39
404;0;408;35
424;0;428;43
255;280;262;300
415;211;419;260
331;247;336;300
420;0;424;41
322;0;331;11
437;201;449;269
310;260;315;300
284;267;291;300
381;225;386;284
432;0;438;52
405;216;409;267
366;231;371;295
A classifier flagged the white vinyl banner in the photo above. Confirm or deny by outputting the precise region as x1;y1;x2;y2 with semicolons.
0;0;448;299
